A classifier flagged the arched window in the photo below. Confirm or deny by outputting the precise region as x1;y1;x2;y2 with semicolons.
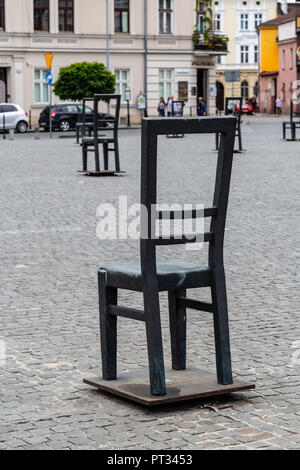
253;81;258;97
241;80;249;98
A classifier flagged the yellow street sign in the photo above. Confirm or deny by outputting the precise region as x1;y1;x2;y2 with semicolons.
44;53;54;70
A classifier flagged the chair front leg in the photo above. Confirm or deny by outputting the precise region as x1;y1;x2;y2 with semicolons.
168;289;186;370
98;269;117;380
211;266;233;385
144;289;166;396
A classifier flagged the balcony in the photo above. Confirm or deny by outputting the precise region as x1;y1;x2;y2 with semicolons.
192;32;228;55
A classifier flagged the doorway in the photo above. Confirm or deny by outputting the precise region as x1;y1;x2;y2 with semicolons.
197;69;207;101
216;81;224;111
0;68;7;102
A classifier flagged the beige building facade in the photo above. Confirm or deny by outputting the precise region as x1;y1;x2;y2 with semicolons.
214;0;277;110
0;0;226;124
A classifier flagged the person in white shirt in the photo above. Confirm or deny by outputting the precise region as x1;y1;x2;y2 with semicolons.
275;97;282;116
167;96;174;117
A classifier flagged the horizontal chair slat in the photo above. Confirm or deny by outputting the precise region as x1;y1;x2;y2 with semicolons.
177;297;214;313
158;206;217;220
108;305;145;322
155;232;214;245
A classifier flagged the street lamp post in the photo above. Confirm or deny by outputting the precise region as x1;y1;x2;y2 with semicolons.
125;87;131;128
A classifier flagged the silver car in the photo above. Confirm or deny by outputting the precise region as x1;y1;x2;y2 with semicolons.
0;103;29;133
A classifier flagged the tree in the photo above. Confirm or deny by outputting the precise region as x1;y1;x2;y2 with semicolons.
53;62;116;101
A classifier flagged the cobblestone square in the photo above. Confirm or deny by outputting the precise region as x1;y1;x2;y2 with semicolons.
0;117;299;450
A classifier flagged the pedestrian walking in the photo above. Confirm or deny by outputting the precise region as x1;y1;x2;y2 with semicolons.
157;97;166;117
167;96;173;117
197;97;207;116
276;97;282;116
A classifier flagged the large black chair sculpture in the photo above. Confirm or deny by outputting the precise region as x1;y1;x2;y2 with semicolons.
84;116;254;405
81;94;122;176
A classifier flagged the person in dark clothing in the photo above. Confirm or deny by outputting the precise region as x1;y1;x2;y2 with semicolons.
197;97;207;116
157;97;166;117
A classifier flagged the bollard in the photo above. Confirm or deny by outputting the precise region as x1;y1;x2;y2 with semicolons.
34;126;40;140
9;128;14;141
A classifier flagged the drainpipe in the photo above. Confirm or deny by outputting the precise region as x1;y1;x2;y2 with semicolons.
106;0;110;113
144;0;148;117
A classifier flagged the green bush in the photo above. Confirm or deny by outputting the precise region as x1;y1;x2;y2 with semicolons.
53;62;116;101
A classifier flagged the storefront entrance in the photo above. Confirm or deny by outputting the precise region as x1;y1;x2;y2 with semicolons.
0;68;7;102
197;68;207;101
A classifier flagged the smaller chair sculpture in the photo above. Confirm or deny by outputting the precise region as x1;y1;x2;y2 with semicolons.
81;94;122;176
84;116;254;406
167;100;185;138
216;97;244;153
282;99;300;141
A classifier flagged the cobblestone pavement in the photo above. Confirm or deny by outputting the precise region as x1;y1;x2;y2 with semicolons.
0;118;299;450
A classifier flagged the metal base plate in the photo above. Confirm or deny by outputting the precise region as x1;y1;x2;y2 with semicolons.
83;171;127;177
83;368;255;407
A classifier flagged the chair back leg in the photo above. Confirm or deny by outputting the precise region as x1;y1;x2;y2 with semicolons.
98;269;117;380
103;143;109;170
114;138;120;172
82;143;88;172
168;289;186;370
211;267;233;385
94;143;100;172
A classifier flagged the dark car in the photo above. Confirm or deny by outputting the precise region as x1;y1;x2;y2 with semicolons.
38;103;114;132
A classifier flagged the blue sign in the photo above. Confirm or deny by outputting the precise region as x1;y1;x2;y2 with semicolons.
46;71;53;85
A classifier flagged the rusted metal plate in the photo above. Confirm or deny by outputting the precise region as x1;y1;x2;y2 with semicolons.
83;368;255;407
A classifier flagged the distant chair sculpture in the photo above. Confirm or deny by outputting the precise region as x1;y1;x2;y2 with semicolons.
282;99;300;141
216;97;244;153
84;116;254;405
81;94;121;175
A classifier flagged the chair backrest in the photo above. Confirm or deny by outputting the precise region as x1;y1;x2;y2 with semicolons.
93;94;121;140
139;116;236;280
225;97;242;121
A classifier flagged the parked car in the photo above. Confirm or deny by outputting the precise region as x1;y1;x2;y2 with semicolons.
0;103;29;133
38;103;114;132
234;100;254;115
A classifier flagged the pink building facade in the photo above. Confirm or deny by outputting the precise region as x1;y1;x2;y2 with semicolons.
259;9;300;114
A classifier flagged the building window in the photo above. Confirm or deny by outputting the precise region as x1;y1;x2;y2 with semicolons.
159;0;173;34
59;0;74;32
215;13;221;32
0;0;5;31
34;69;49;104
290;48;293;69
216;55;221;64
254;45;258;63
115;70;129;103
282;49;285;70
240;13;248;31
115;0;129;33
254;13;263;29
253;81;258;97
159;69;173;101
241;45;249;63
34;0;49;32
241;80;249;98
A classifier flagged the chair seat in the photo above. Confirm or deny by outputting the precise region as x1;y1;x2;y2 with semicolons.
82;136;114;145
102;260;211;292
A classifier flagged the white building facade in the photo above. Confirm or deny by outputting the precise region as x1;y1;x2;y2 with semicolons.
0;0;226;123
